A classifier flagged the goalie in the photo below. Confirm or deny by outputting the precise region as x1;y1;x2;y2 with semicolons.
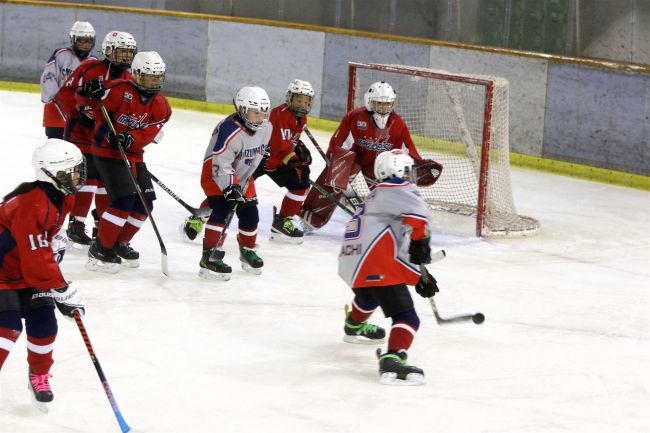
299;81;442;231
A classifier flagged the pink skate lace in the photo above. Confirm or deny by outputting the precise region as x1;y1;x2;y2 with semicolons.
30;372;52;392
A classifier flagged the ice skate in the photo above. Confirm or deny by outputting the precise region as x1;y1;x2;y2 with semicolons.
343;306;386;344
28;368;53;413
376;349;425;386
86;238;121;274
91;209;99;239
239;245;263;275
114;242;140;268
269;206;303;244
67;217;92;249
180;216;204;243
199;249;232;281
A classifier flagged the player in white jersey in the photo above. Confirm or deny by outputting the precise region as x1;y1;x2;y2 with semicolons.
338;149;439;385
198;86;272;280
40;21;96;139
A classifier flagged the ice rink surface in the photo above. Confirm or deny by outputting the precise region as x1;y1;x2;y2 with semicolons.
0;90;648;433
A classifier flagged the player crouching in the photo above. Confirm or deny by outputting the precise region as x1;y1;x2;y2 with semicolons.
198;86;272;280
338;149;439;385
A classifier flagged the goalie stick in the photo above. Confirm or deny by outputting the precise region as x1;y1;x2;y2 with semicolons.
149;172;211;218
98;101;169;276
419;252;485;325
74;311;132;433
303;127;363;209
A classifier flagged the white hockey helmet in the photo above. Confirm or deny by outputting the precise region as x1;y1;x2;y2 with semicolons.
374;149;414;182
131;51;166;94
285;79;314;116
364;81;396;129
32;139;86;195
234;86;271;131
101;31;137;67
69;21;95;58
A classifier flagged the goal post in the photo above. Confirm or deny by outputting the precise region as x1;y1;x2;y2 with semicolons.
347;62;540;237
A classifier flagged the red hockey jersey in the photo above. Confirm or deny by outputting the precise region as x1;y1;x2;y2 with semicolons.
0;184;72;291
92;81;172;163
54;59;132;152
266;103;307;170
328;107;421;180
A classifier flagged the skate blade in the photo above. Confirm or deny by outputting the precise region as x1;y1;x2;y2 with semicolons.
342;335;385;345
269;232;303;245
240;262;263;275
379;372;425;386
85;258;120;274
28;388;49;413
121;259;140;268
68;242;91;252
178;224;197;243
198;268;231;281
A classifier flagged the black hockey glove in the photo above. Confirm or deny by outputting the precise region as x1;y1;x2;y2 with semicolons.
415;269;439;298
409;237;431;264
108;131;134;150
81;78;105;101
287;141;312;183
223;184;246;206
50;282;85;319
293;140;312;165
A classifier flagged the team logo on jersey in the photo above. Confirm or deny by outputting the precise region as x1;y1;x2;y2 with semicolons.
117;112;148;129
357;138;392;152
356;121;367;130
124;91;133;103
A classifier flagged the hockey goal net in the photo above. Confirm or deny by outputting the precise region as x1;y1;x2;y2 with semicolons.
347;62;539;237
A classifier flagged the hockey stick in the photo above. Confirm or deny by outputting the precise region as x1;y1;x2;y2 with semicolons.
303;127;363;209
98;102;169;276
73;311;132;433
208;176;254;262
418;253;485;325
149;172;211;218
308;180;355;216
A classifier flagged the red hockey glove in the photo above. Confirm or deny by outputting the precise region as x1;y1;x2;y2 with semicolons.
414;159;443;187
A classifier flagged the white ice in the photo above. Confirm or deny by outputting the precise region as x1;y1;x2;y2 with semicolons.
0;90;648;433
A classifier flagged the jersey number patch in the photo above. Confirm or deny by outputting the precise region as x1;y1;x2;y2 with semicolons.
28;233;49;250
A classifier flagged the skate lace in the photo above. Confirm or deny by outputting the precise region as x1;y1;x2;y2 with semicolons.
380;353;406;366
357;321;379;336
282;218;296;232
242;248;260;261
30;373;52;392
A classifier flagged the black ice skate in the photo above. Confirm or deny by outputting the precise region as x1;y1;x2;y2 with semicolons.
114;242;140;268
239;245;263;275
86;238;121;274
269;206;303;244
180;216;204;243
343;316;386;345
28;367;53;413
67;217;92;248
199;249;232;281
376;349;425;386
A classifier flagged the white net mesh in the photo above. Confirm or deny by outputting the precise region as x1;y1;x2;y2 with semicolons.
349;63;539;237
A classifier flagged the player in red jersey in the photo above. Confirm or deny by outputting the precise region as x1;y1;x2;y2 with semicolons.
299;81;442;231
85;51;171;274
0;139;86;411
54;30;136;249
40;21;96;139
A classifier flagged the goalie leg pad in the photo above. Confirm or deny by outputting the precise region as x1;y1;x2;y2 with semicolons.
299;168;341;229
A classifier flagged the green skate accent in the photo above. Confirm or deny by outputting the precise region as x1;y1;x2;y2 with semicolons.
186;216;205;233
345;320;380;336
379;353;406;365
282;217;297;232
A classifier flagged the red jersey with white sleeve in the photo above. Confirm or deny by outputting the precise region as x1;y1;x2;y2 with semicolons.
328;107;421;181
92;81;172;163
40;47;96;128
338;178;429;289
0;184;72;291
54;59;132;152
266;103;307;170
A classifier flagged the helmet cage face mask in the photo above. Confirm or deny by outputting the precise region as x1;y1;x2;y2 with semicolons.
41;158;87;195
235;86;271;131
69;22;95;58
102;31;137;67
132;51;166;94
365;81;396;129
285;79;314;117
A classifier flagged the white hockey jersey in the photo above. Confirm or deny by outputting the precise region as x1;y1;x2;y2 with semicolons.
338;178;430;289
201;114;272;196
40;47;95;103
